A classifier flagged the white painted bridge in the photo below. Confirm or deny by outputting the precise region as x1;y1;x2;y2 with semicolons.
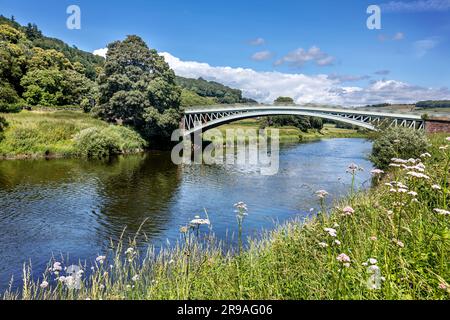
181;105;425;136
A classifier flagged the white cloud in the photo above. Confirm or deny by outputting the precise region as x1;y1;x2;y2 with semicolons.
274;46;335;68
160;52;450;106
382;0;450;12
393;32;405;40
251;51;274;61
327;74;371;83
374;70;391;75
93;48;108;58
248;37;265;46
414;37;440;57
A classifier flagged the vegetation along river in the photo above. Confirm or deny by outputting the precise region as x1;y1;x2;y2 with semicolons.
0;138;373;291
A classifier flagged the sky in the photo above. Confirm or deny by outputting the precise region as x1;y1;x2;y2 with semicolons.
1;0;450;105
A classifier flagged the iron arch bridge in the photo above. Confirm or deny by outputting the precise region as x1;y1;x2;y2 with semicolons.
181;105;424;136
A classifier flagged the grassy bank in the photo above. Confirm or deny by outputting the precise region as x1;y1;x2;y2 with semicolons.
0;111;146;159
204;120;366;143
5;134;449;300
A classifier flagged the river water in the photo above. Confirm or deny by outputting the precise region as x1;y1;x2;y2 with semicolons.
0;138;373;291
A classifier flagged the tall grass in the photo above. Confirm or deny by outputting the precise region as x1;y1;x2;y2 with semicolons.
0;111;145;159
3;134;450;300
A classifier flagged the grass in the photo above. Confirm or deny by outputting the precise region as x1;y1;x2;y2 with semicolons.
204;120;366;143
0;111;145;159
4;133;449;300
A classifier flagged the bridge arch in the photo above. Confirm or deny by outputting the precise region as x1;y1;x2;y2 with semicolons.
183;110;376;136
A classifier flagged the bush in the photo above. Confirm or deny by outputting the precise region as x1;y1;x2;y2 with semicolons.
0;116;8;141
370;127;428;169
74;125;146;158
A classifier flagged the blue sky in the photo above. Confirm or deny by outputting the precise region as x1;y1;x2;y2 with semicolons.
1;0;450;105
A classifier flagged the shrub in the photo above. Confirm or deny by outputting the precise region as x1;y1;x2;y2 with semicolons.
74;125;146;158
0;116;8;141
370;127;428;169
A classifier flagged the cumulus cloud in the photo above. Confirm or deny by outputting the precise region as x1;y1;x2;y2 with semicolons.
274;46;335;68
160;52;450;106
248;37;265;46
93;48;108;58
382;0;450;12
327;74;371;83
251;51;274;61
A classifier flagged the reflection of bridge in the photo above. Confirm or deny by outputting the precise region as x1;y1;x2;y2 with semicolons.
181;105;425;136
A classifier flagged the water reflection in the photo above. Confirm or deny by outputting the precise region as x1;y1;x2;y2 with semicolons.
0;138;373;291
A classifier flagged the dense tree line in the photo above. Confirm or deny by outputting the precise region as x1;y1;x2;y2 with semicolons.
175;76;257;105
415;100;450;109
0;19;96;111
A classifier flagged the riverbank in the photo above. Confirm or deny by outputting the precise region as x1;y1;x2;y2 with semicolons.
0;111;146;159
204;119;367;143
5;134;449;300
0;111;367;160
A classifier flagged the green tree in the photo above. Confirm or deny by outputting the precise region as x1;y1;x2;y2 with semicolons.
94;35;181;142
274;96;295;105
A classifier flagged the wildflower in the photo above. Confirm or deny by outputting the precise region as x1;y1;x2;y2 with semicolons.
132;275;140;282
52;262;62;272
40;281;49;289
337;253;351;263
389;163;401;168
371;168;384;175
334;240;341;246
407;191;418;197
168;259;175;265
316;190;329;199
234;201;248;212
380;277;386;282
324;228;337;237
125;247;135;255
370;236;378;241
58;276;66;283
179;226;189;234
438;283;448;290
406;171;430;180
387;210;393;216
434;208;450;216
342;206;355;216
343;263;351;268
368;265;380;272
391;158;408;164
362;262;368;266
96;255;106;264
190;218;211;226
397;188;408;193
420;152;431;158
347;163;359;174
384;182;393;187
393;139;400;144
439;145;448;150
99;284;105;290
446;137;450;142
369;258;378;265
392;239;405;248
432;184;442;190
318;242;328;248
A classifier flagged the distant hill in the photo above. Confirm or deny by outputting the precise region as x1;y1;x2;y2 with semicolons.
416;100;450;109
175;76;258;105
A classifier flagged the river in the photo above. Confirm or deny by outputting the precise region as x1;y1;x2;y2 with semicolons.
0;138;373;291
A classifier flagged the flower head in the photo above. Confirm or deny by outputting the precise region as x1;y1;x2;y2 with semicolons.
324;227;337;237
316;190;329;199
336;253;351;263
342;206;355;216
40;281;49;289
434;208;450;216
96;255;106;264
371;169;384;175
190;218;211;226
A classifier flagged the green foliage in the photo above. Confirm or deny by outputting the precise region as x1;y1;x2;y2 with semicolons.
95;35;181;142
74;126;146;158
370;127;429;169
175;76;256;104
274;96;295;105
0;116;7;141
180;88;216;108
262;115;323;132
0;111;145;158
416;100;450;109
